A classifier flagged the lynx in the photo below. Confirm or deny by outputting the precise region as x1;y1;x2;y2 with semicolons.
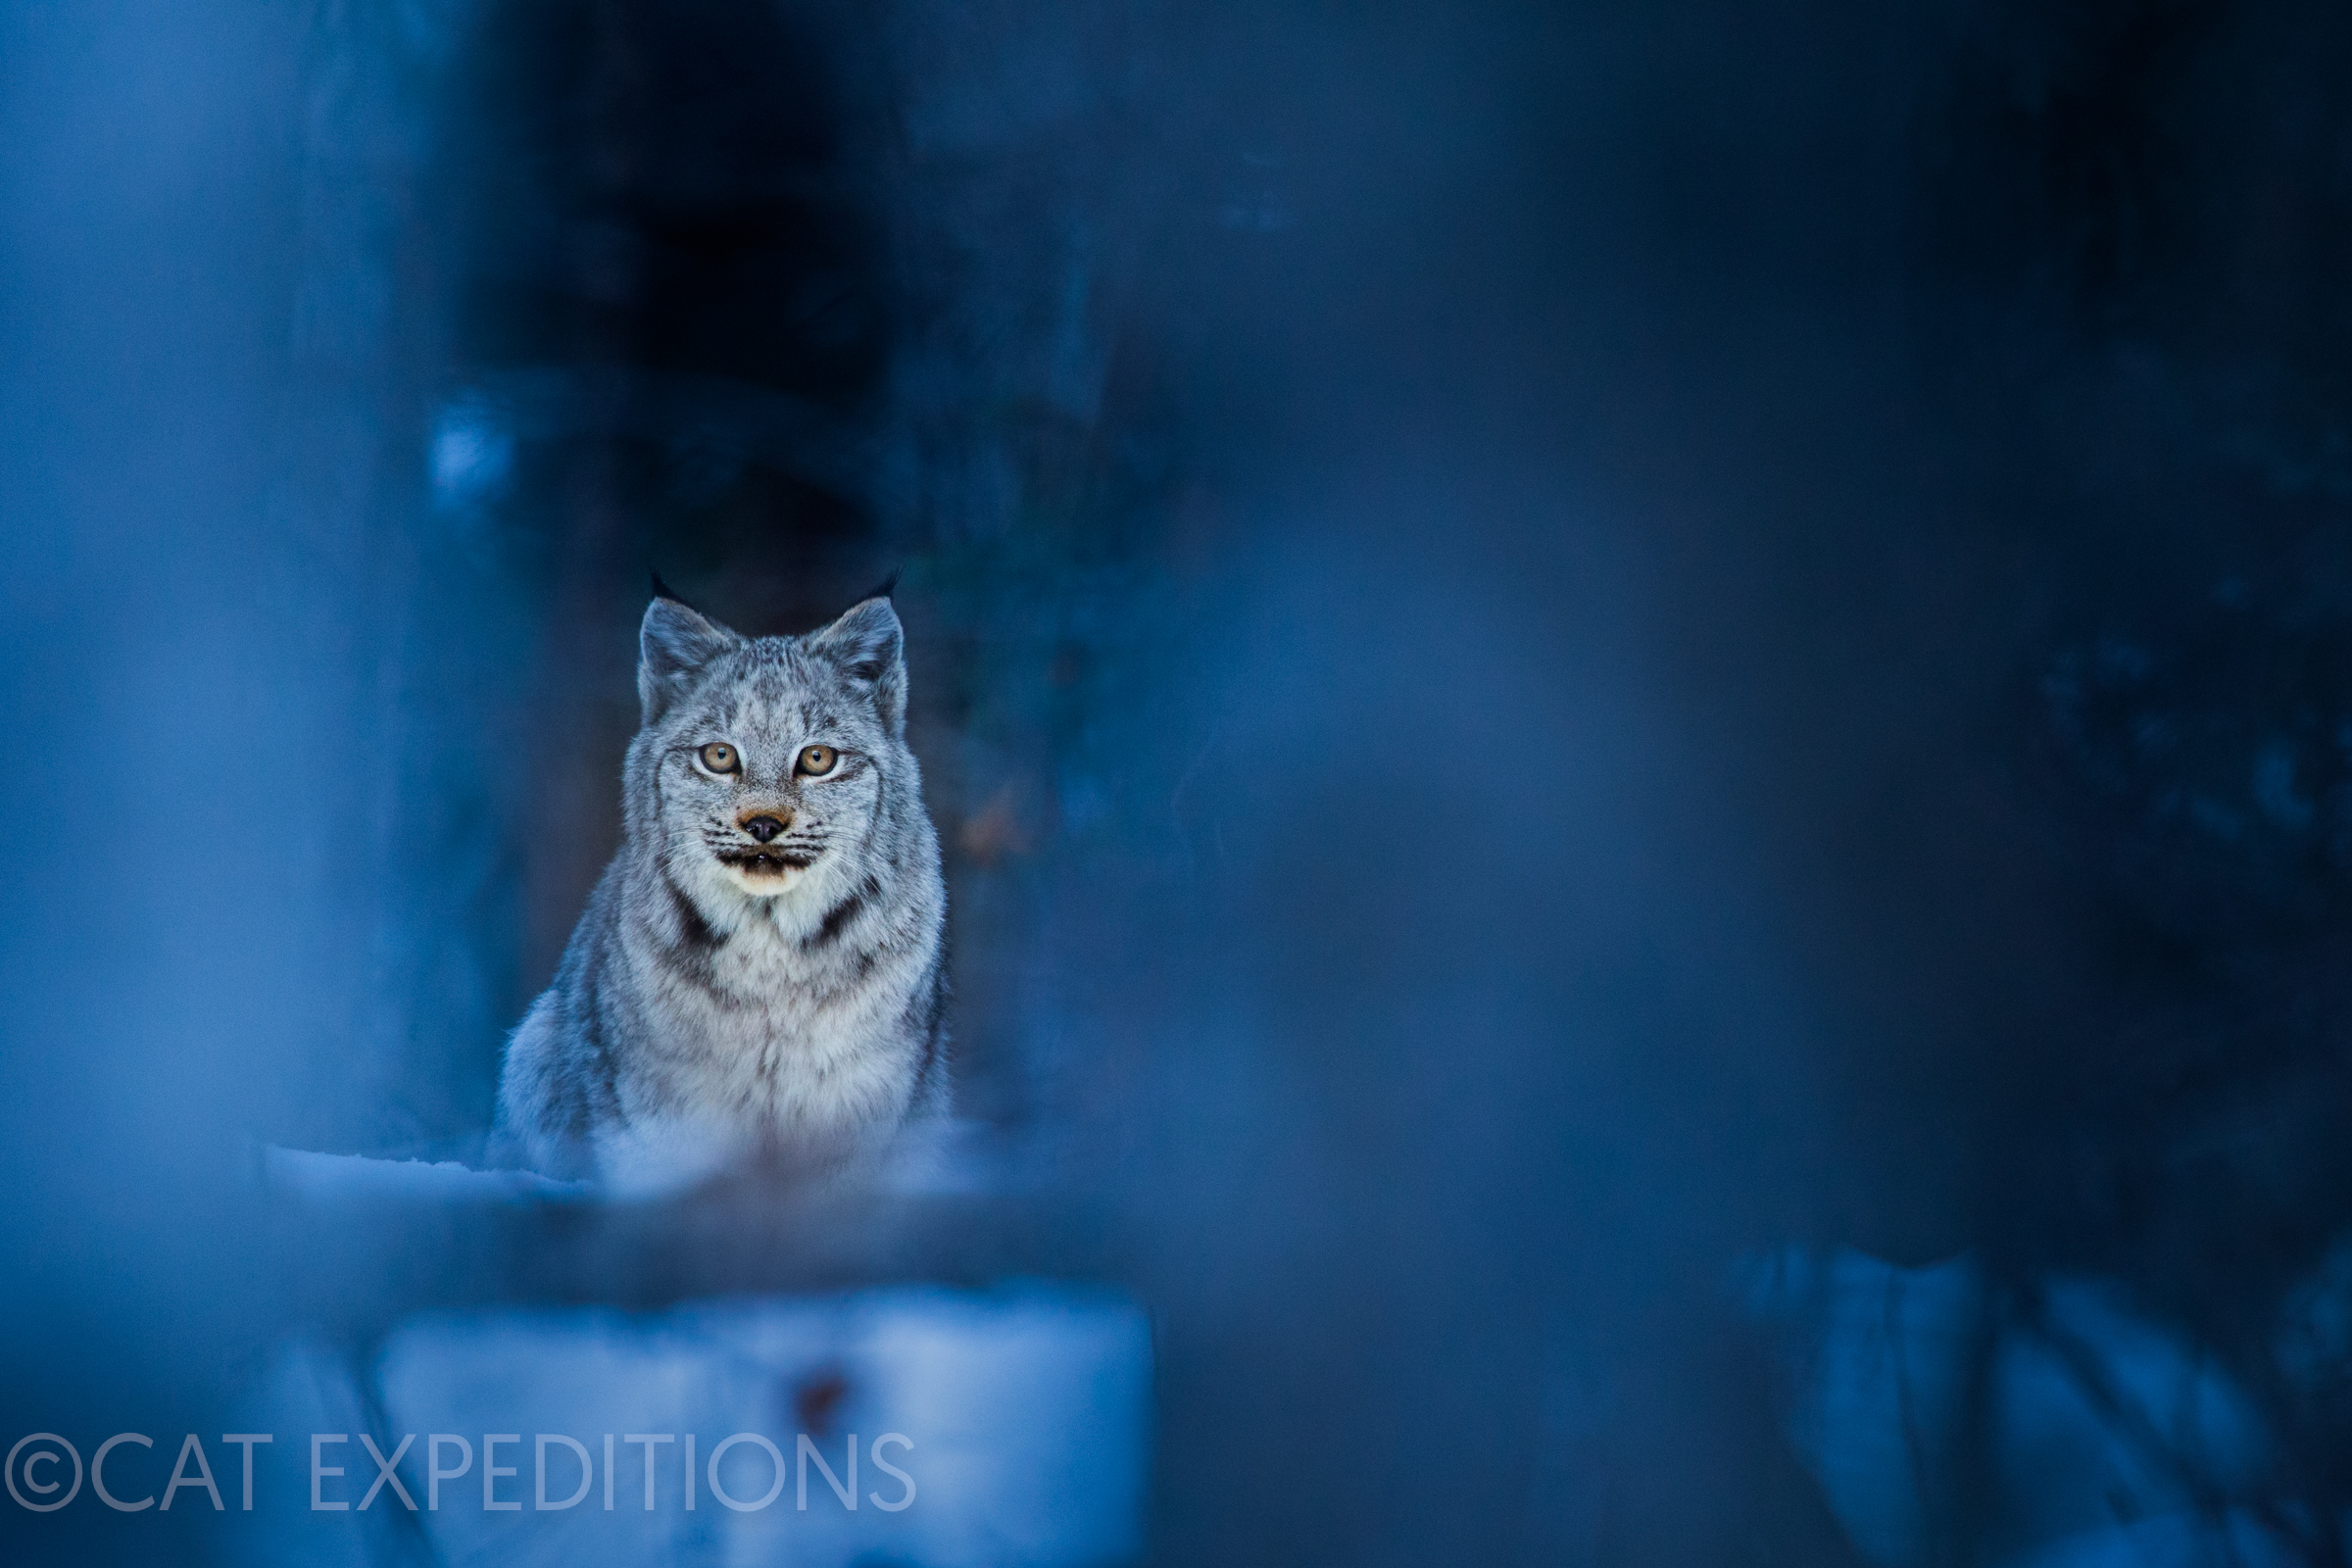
491;584;947;1195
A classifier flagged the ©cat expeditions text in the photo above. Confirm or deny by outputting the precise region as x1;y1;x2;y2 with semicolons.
4;1430;914;1514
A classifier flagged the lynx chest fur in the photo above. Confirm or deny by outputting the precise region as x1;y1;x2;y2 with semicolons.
492;588;947;1195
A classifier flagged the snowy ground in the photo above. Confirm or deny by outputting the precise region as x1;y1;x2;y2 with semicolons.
235;1286;1150;1567
235;1145;1152;1567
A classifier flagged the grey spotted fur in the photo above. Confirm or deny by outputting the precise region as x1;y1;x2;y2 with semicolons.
490;590;947;1194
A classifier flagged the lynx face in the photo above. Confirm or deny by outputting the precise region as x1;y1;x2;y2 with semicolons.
632;592;910;906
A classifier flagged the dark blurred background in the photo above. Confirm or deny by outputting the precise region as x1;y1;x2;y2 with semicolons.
12;0;2352;1562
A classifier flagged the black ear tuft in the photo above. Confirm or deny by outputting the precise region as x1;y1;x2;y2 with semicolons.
857;568;902;604
650;569;695;608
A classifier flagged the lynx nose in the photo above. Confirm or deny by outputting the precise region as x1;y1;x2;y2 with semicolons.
742;813;789;843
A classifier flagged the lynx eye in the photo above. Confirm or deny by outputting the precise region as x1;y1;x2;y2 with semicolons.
796;744;838;777
698;742;740;774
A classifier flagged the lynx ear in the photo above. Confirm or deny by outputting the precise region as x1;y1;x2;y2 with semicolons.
806;596;906;735
639;593;742;725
